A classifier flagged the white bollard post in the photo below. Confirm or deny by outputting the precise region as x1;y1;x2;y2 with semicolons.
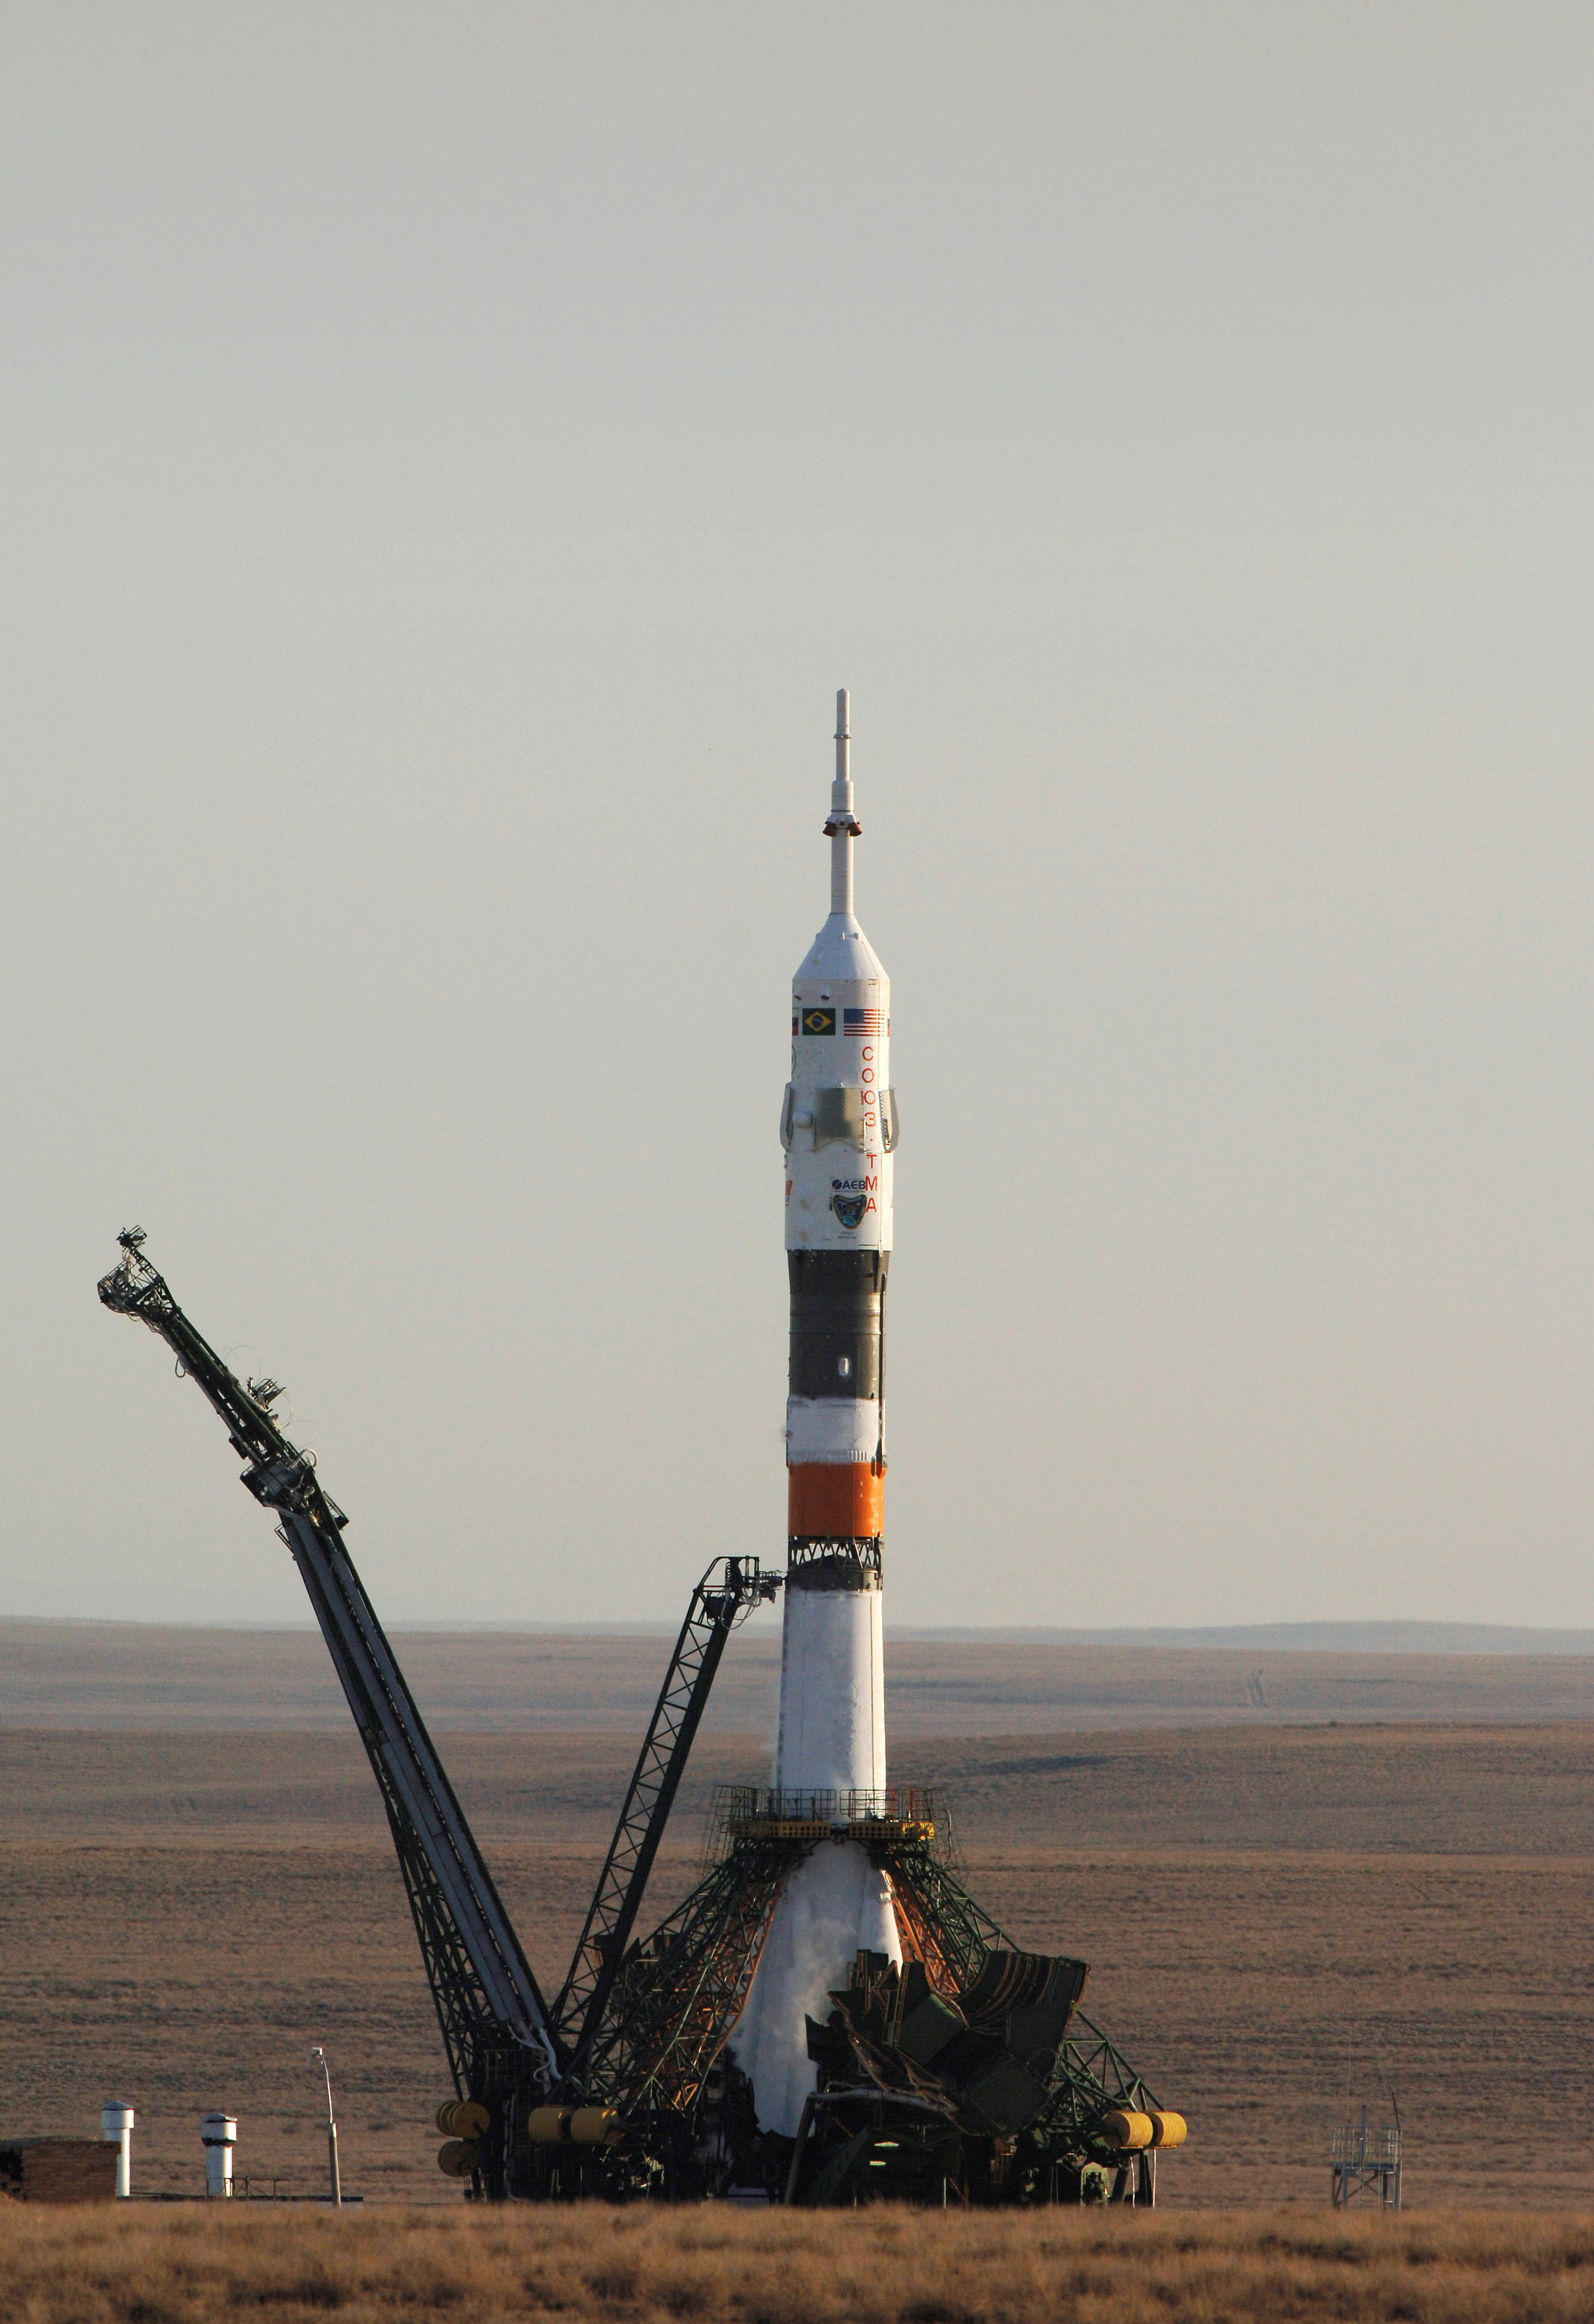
101;2101;135;2198
201;2113;237;2198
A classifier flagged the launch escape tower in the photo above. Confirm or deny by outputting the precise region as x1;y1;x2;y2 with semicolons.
97;702;1183;2206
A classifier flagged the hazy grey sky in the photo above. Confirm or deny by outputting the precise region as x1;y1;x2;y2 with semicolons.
3;3;1590;1630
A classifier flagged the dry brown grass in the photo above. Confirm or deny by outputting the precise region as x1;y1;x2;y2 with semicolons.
5;2206;1594;2324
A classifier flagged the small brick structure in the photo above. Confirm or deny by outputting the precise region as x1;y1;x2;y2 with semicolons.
0;2137;119;2204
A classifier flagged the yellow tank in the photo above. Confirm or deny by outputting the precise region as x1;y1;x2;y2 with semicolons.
527;2106;574;2145
434;2099;492;2139
1147;2110;1187;2148
1101;2109;1154;2151
570;2107;624;2147
436;2138;477;2178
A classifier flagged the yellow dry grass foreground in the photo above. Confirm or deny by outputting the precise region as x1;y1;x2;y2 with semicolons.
4;2208;1594;2324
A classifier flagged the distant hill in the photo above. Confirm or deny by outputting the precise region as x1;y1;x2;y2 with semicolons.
8;1616;1594;1731
891;1620;1594;1654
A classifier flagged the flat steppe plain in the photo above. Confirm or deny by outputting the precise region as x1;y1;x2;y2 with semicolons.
10;1617;1594;1730
2;1624;1592;2213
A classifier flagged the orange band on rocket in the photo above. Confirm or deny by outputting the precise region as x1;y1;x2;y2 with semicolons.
788;1463;885;1539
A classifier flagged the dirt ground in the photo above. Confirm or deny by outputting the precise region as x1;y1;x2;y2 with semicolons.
2;1715;1591;2211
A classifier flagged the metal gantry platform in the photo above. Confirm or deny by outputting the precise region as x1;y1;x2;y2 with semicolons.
1331;2110;1403;2209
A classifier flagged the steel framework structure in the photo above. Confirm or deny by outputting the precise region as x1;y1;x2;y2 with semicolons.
98;1230;1178;2206
554;1559;780;2069
97;1231;562;2183
1331;2116;1403;2209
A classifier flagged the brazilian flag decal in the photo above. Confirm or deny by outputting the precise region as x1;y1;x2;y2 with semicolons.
799;1006;837;1036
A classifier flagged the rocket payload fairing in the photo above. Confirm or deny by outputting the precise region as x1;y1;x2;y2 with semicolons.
734;692;903;2134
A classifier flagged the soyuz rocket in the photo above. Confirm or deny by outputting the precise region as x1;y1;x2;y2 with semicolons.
735;692;902;2133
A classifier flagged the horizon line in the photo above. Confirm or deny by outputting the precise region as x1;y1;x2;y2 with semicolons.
4;1614;1594;1654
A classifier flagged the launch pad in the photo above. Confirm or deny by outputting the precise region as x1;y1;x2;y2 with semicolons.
97;1227;1182;2207
95;698;1184;2206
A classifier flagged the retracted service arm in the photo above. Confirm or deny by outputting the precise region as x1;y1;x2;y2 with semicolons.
97;1230;561;2096
556;1555;780;2073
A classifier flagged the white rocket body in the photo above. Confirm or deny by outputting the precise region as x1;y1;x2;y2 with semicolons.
733;693;900;2136
735;1594;899;2133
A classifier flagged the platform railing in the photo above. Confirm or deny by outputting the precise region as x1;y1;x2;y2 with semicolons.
719;1784;933;1824
704;1785;937;1863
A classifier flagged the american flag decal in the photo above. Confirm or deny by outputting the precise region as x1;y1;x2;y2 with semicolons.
844;1007;885;1036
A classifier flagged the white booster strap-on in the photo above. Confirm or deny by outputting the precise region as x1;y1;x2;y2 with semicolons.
730;1844;901;2137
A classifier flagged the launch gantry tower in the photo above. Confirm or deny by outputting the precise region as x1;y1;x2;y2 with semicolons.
98;1231;1181;2205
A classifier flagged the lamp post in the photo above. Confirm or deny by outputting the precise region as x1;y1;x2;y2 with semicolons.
307;2047;342;2207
